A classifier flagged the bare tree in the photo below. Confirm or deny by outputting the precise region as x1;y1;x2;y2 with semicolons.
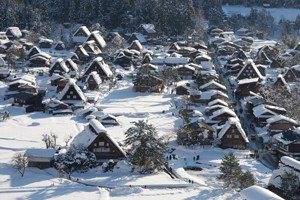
11;153;28;177
42;134;51;149
64;135;72;147
50;132;58;148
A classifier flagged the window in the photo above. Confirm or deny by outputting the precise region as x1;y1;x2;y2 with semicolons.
73;95;77;98
93;147;110;153
227;134;232;138
99;141;105;146
234;135;239;139
70;91;73;94
94;143;97;147
66;95;70;99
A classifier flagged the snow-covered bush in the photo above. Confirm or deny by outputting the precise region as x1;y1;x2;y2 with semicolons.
54;145;97;174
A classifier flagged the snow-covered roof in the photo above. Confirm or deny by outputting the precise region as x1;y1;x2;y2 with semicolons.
85;57;112;78
30;52;51;60
253;105;277;118
87;71;102;85
140;24;156;34
88;31;107;49
209;107;237;120
131;33;147;43
129;40;143;51
39;38;53;44
57;78;87;102
6;27;22;38
73;26;91;43
218;117;249;142
175;65;195;72
25;148;56;158
281;156;300;171
237;59;263;79
267;115;298;125
49;58;69;73
207;99;229;107
89;118;107;133
237;77;259;85
65;58;78;71
200;90;228;100
199;80;226;91
240;185;284;200
0;56;7;66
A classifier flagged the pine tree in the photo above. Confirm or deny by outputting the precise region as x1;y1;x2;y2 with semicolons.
239;170;255;189
124;120;168;174
280;170;300;199
218;152;242;188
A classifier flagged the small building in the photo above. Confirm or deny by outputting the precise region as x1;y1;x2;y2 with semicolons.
128;40;143;52
98;114;119;126
54;41;65;50
175;65;195;80
82;40;102;55
273;129;300;159
133;74;164;93
236;59;263;80
39;38;53;49
82;57;113;80
6;27;22;40
86;31;107;50
71;119;126;160
175;84;190;95
49;58;69;76
136;24;156;40
199;80;226;93
27;46;41;59
74;45;90;62
127;33;147;44
267;115;298;136
28;52;51;67
25;148;56;169
56;79;87;105
85;71;102;90
218;117;249;149
73;26;91;44
236;78;260;97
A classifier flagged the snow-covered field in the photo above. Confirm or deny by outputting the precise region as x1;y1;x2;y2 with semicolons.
223;5;300;23
0;75;273;199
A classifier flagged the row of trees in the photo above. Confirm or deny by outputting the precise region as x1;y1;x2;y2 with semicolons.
0;0;203;37
222;0;300;8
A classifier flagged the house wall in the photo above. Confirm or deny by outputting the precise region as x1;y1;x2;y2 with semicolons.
237;64;260;80
269;121;296;131
221;126;247;149
61;85;82;101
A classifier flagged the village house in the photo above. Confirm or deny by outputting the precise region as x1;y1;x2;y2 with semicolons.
175;65;195;80
6;27;22;40
199;80;226;93
98;114;119;126
27;46;41;59
25;148;56;169
217;117;249;149
85;71;102;90
54;41;65;50
128;40;143;52
44;98;71;115
56;79;87;106
71;119;126;160
74;45;90;62
191;89;229;104
38;38;53;49
73;25;91;44
267;115;298;136
127;33;147;44
28;52;51;67
273;129;300;159
136;23;157;40
208;107;237;123
82;57;113;81
49;58;69;76
133;74;164;93
175;84;190;95
236;59;264;80
86;31;107;50
236;78;260;97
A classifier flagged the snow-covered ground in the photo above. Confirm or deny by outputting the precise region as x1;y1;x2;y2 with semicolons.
223;5;300;23
0;73;274;199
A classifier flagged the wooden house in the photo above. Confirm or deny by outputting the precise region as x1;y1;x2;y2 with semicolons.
236;78;260;97
133;74;164;93
205;105;227;117
54;41;65;50
199;80;226;93
191;90;228;104
86;31;107;50
273;129;300;159
168;42;181;54
209;108;237;122
27;46;41;59
39;38;53;49
127;33;147;44
98;114;119;126
255;50;271;65
50;73;65;86
86;71;102;90
128;40;143;52
218;117;249;149
73;26;91;44
194;53;211;65
253;105;277;127
10;92;42;106
44;99;71;115
71;119;126;160
49;58;69;76
175;84;190;95
8;78;37;93
177;47;198;58
175;65;195;80
82;40;102;56
236;28;252;37
74;45;90;62
138;63;158;74
83;57;112;80
56;79;87;105
236;60;263;80
151;57;190;67
283;68;298;82
113;50;133;68
136;24;156;40
29;52;51;67
65;58;78;73
235;49;249;60
6;27;22;40
25;149;56;169
267;115;298;136
207;99;229;107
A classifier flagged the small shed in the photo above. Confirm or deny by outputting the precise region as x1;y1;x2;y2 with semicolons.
25;148;56;169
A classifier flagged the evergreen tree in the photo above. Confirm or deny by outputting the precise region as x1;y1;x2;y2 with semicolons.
280;170;300;199
218;152;242;188
239;170;255;189
124;120;168;174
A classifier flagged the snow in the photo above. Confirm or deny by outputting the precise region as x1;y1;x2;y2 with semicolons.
25;149;56;158
89;118;107;133
240;185;284;200
267;114;298;125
